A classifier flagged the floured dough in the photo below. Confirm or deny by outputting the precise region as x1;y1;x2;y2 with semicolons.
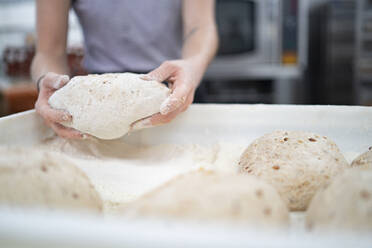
123;171;289;227
238;131;350;211
49;73;170;139
0;147;102;213
351;148;372;169
306;169;372;232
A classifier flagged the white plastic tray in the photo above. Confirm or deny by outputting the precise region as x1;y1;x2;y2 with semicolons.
0;104;371;248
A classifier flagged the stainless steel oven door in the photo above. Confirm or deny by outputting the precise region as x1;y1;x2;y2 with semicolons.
206;0;281;79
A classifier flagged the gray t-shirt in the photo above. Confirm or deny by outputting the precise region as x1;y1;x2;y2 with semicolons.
72;0;183;73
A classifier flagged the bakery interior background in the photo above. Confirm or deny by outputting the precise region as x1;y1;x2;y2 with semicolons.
0;0;370;117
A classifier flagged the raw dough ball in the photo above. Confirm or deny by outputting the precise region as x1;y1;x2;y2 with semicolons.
49;73;170;139
238;130;350;211
0;147;102;213
306;169;372;232
351;148;372;169
124;171;289;227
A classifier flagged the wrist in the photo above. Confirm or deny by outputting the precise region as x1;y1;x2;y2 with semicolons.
184;58;207;88
184;55;208;69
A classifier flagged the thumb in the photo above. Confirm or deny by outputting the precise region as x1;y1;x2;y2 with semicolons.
53;75;70;89
130;116;153;131
159;84;189;115
141;61;176;82
41;73;70;90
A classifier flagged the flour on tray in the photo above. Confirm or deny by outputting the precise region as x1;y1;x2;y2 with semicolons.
36;136;245;214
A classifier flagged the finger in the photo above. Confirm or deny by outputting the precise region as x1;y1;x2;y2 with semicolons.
160;84;190;115
35;83;72;123
42;73;70;90
130;109;180;131
150;109;181;126
141;61;176;82
50;122;84;139
169;77;177;83
53;74;70;89
130;101;190;131
179;97;192;113
130;116;153;131
131;90;193;131
35;99;72;123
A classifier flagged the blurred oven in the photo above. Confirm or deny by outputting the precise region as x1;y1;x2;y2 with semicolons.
205;0;304;80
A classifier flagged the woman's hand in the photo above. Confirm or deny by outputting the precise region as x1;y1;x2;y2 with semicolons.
131;59;203;130
35;72;84;139
130;0;218;130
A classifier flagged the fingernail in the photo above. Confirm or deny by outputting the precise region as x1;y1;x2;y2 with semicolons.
140;75;152;81
53;81;61;89
82;134;88;139
61;75;70;82
160;97;180;115
53;77;63;89
160;105;171;115
131;118;152;131
62;114;71;122
53;75;70;89
160;98;171;115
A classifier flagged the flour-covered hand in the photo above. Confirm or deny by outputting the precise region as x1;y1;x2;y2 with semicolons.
35;72;84;139
131;59;203;130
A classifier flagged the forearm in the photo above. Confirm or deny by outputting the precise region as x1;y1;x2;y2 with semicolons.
32;0;71;84
31;53;70;83
182;25;218;70
181;0;218;86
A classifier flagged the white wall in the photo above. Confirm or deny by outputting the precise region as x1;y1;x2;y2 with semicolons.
0;0;83;51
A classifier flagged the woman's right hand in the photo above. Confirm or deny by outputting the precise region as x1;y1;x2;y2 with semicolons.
35;72;84;139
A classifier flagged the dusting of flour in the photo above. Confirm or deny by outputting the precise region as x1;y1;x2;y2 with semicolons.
48;73;170;139
36;136;245;214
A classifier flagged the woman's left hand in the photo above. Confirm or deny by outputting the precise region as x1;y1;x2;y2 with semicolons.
131;59;204;130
